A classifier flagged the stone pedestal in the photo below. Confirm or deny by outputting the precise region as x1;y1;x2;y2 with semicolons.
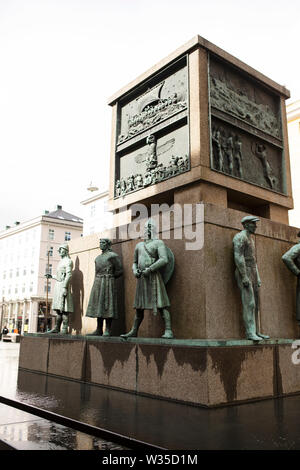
19;335;300;407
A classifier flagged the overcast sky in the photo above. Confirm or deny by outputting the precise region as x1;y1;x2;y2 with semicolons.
0;0;299;229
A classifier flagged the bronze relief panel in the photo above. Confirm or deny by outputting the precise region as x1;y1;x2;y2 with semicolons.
209;55;285;193
114;57;190;198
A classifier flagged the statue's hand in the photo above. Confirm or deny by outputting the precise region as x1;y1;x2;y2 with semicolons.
134;269;141;278
143;267;151;277
242;276;250;288
62;288;68;296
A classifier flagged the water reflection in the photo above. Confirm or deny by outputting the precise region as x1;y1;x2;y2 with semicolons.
15;369;300;450
0;410;127;450
2;343;300;449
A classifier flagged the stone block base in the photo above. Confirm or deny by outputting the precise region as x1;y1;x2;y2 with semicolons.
19;335;300;407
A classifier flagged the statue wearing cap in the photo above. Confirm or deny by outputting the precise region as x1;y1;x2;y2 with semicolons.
45;243;74;334
233;216;269;341
282;231;300;329
121;218;174;339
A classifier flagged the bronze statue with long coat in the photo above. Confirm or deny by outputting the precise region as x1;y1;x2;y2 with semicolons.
86;239;123;336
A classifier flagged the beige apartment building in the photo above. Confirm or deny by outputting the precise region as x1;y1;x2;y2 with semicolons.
287;100;300;227
0;206;83;334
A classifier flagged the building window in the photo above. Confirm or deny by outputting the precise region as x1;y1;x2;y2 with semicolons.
30;282;33;293
16;268;19;277
48;247;53;257
44;282;51;293
48;229;55;240
23;268;26;276
90;204;96;217
46;264;52;276
3;271;6;280
65;232;71;241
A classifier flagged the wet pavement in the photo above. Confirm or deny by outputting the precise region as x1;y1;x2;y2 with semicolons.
1;341;300;450
0;343;127;450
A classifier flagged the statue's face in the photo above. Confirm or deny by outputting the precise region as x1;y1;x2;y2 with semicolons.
59;247;67;257
144;220;155;239
244;221;257;234
100;239;108;251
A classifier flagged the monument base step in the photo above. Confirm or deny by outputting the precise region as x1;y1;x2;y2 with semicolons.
19;334;300;407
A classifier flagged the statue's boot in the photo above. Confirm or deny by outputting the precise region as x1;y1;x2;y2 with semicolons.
257;332;270;339
103;319;112;337
246;330;263;341
161;309;174;339
61;314;69;334
86;318;103;336
47;314;62;333
120;313;143;338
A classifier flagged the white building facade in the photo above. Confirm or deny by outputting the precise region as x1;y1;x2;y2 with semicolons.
80;190;113;236
287;100;300;227
0;206;83;334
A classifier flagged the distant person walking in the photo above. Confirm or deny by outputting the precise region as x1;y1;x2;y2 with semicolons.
2;326;8;340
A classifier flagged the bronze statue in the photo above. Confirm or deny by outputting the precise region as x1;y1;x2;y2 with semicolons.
86;239;123;336
45;243;74;334
233;216;269;341
282;232;300;329
121;219;174;339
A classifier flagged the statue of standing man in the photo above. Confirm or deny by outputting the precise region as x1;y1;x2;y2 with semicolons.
121;219;174;339
282;231;300;329
45;243;74;334
86;238;123;336
233;216;269;341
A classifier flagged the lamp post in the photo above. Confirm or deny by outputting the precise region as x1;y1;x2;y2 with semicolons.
0;297;4;335
45;250;50;328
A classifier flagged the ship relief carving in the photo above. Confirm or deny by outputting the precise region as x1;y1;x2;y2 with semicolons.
115;59;190;198
118;90;187;144
117;63;188;146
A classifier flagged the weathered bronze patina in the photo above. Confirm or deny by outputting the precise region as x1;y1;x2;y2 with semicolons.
233;216;269;341
45;244;73;334
121;219;174;339
282;232;300;329
86;238;123;336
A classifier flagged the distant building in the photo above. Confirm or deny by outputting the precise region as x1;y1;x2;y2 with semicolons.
80;189;113;236
287;100;300;226
0;205;83;334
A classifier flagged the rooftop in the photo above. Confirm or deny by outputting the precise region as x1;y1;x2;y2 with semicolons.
44;206;83;224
